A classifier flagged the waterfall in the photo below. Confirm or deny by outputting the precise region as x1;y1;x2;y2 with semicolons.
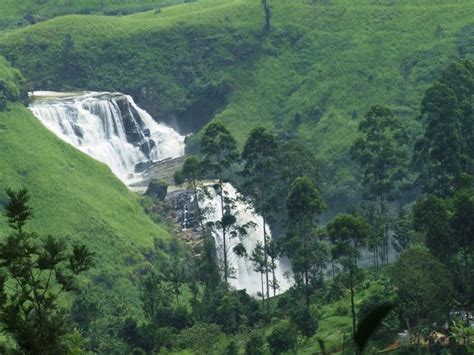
201;183;291;296
29;91;185;183
30;91;291;296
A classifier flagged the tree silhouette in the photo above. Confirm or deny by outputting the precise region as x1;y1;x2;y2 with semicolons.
0;188;94;354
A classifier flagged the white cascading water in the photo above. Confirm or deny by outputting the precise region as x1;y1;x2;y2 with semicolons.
201;183;291;296
29;91;185;183
30;91;291;296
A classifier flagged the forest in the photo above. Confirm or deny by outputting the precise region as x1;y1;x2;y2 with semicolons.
0;0;473;354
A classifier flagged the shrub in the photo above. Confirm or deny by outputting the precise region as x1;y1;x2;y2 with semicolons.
335;303;349;316
225;341;238;355
290;305;319;338
145;179;168;201
177;323;225;354
0;81;6;111
267;321;297;355
245;332;264;355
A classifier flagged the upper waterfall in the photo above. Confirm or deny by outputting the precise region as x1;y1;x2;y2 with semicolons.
29;91;185;184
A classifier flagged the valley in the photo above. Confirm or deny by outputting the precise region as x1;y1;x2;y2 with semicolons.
0;0;473;354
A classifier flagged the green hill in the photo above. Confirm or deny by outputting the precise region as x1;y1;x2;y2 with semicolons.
0;56;171;320
1;0;473;202
0;0;186;29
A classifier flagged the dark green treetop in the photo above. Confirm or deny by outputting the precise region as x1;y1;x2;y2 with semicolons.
4;187;32;233
287;176;325;223
241;126;279;205
414;60;474;196
351;105;409;200
200;121;238;178
389;246;453;331
327;214;370;262
412;194;453;262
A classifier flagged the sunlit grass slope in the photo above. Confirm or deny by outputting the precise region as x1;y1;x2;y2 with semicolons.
0;58;171;315
1;0;473;201
0;0;187;29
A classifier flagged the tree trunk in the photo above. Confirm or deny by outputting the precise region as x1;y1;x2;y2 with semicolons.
262;0;271;33
304;268;309;308
262;204;270;311
272;256;277;297
462;230;470;298
332;258;335;279
402;314;411;332
354;241;358;269
303;223;309;308
219;181;228;285
192;180;204;232
379;197;389;265
350;267;357;337
341;332;346;354
375;246;379;270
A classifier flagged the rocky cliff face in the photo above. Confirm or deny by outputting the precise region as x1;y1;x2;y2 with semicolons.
112;94;157;157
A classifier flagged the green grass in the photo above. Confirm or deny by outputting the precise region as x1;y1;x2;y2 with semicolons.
0;0;189;29
1;0;473;204
0;57;172;320
0;56;23;100
265;280;390;355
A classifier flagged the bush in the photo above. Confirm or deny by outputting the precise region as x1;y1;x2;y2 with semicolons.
145;179;168;201
335;303;349;316
267;321;297;355
324;277;346;303
245;332;264;355
225;341;238;355
0;86;6;111
173;170;185;185
155;306;193;331
290;305;318;338
177;323;225;354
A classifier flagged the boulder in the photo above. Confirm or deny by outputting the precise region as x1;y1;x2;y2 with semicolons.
145;179;168;201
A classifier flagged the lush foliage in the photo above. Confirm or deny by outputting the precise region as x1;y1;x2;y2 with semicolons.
0;189;94;353
1;0;474;353
414;60;474;196
0;0;188;29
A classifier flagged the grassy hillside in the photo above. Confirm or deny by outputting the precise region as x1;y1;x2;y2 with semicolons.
0;0;187;29
0;57;172;320
0;56;24;100
1;0;473;203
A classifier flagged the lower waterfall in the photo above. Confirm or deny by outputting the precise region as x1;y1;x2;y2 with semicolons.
200;183;291;296
30;91;291;297
29;91;185;183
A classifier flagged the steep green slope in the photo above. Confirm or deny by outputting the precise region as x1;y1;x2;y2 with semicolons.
0;57;171;317
1;0;473;202
0;56;24;100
